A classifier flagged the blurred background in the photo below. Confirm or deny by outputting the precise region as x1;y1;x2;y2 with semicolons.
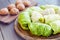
37;0;59;6
0;0;60;9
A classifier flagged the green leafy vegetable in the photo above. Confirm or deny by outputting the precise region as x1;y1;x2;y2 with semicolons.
18;5;60;37
25;6;43;15
40;5;59;13
40;5;46;10
41;8;55;15
29;22;52;37
18;12;31;30
44;14;60;24
49;20;60;34
31;11;44;23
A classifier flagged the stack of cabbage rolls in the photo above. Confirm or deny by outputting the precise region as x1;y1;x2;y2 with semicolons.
18;5;60;37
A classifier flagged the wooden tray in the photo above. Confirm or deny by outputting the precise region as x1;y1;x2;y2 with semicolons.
14;20;60;40
0;15;18;24
0;0;37;24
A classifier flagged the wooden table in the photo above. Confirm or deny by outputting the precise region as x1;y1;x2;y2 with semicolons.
0;0;59;40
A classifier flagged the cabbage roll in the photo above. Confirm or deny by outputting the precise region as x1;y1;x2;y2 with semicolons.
29;22;52;37
18;12;31;30
25;7;33;14
44;14;60;24
49;20;60;34
25;6;43;15
31;11;44;23
41;8;55;15
40;5;59;13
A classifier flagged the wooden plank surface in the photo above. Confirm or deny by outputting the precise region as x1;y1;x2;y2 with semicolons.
0;15;18;24
0;31;3;40
0;0;10;9
0;0;23;40
0;24;3;40
0;27;3;40
0;21;25;40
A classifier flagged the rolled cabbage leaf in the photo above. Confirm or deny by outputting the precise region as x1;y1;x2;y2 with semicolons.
44;14;60;24
31;11;44;23
41;8;55;15
25;6;43;15
40;5;59;13
24;7;33;15
49;20;60;34
43;24;52;37
18;12;31;30
29;22;52;37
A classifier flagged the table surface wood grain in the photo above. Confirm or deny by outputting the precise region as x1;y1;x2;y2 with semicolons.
0;0;59;40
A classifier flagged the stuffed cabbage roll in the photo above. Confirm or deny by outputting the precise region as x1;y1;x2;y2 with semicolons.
49;20;60;34
18;12;31;30
44;14;60;24
25;6;43;15
29;22;52;37
31;11;44;23
40;5;59;13
25;6;43;13
41;8;55;15
24;7;33;15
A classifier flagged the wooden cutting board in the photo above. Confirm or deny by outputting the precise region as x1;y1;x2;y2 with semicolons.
14;20;60;40
0;0;37;24
0;15;18;24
